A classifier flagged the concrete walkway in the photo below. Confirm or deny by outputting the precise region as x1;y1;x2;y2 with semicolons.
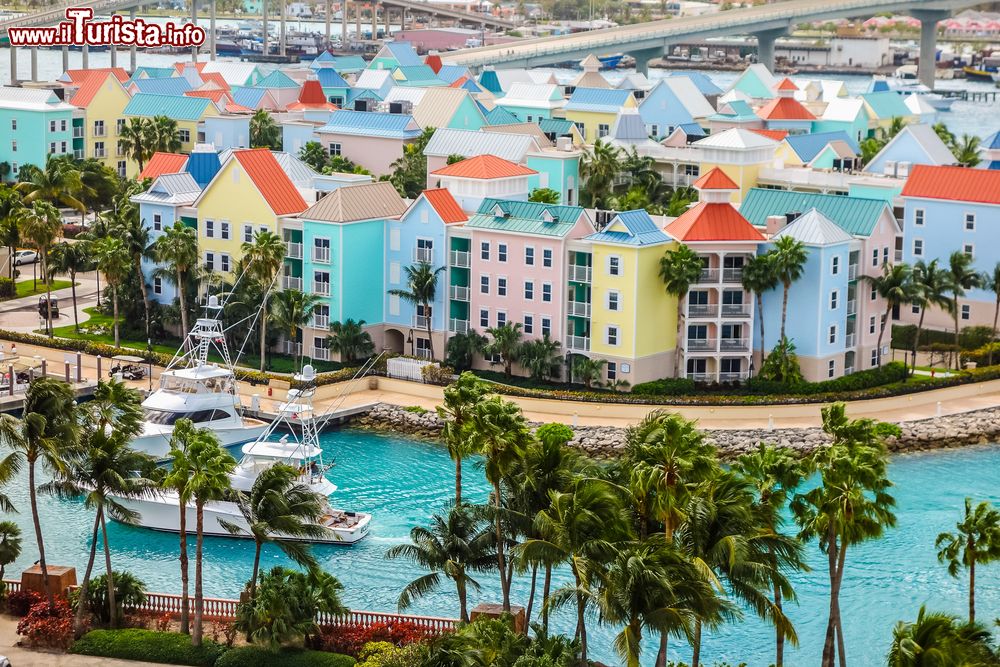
0;274;100;334
0;615;160;666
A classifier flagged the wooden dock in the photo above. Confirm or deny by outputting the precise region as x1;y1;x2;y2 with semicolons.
0;380;97;413
937;89;1000;102
242;401;377;430
239;52;300;63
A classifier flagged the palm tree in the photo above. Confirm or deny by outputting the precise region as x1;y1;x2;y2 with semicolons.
77;159;117;227
580;140;622;208
17;201;63;335
485;322;524;377
387;262;445;359
910;259;954;372
770;236;808;341
15;155;84;213
520;333;563;381
947;251;982;370
148;116;182;154
470;396;532;612
659;244;704;377
935;498;1000;624
155;222;199;338
437;372;489;506
862;262;915;366
326;319;375;364
270;288;322;369
982;262;1000;366
219;463;328;600
386;504;496;622
888;605;998;667
0;521;22;584
952;134;981;167
791;403;899;667
529;188;561;204
48;241;91;333
162;419;200;635
117;209;156;341
573;356;606;389
92;236;131;348
242;230;286;371
742;253;779;360
0;378;79;608
298;141;329;172
117;118;153;173
0;192;23;281
445;329;487;373
250;109;281;150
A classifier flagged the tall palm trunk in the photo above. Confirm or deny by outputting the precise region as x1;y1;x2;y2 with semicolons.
177;269;189;342
423;300;434;359
991;301;999;366
573;567;587;666
875;304;892;366
524;563;538;628
178;499;190;634
43;253;53;337
259;296;269;372
822;525;838;667
912;308;927;374
780;282;791;341
70;269;79;332
968;545;976;623
954;295;961;370
691;619;703;667
454;457;462;506
100;511;117;629
112;285;120;348
834;542;848;667
541;563;552;633
456;575;468;622
774;552;785;667
674;300;684;378
250;540;262;599
136;261;151;341
655;633;668;667
193;502;205;646
493;480;509;611
757;291;766;363
27;461;54;608
73;511;103;636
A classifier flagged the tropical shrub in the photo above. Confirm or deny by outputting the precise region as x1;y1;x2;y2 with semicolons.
961;342;1000;367
215;646;356;667
420;363;455;385
631;377;698;396
7;588;42;616
85;570;147;624
0;277;13;299
355;641;424;667
209;619;239;647
757;337;804;384
311;621;430;657
70;629;224;666
17;596;75;649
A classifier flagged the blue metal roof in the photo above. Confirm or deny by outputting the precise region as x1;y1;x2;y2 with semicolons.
131;77;192;96
315;68;349;89
740;188;890;236
484;106;520;126
186;148;221;188
257;69;300;89
322;55;367;73
565;87;634;113
984;131;1000;150
785;130;860;161
478;70;502;95
585;209;670;246
539;118;576;135
436;65;470;84
127;66;178;84
317;110;421;138
346;88;384;103
232;87;268;109
123;93;213;121
708;99;758;122
678;122;706;137
460;77;483;94
385;41;423;66
393;65;443;85
669;72;723;96
861;91;912;119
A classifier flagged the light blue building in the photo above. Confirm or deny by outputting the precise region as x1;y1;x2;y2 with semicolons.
204;116;250;151
638;80;696;140
812;98;871;144
862;123;957;177
0;87;76;181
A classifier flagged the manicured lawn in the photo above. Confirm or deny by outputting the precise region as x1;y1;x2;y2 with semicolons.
15;279;72;298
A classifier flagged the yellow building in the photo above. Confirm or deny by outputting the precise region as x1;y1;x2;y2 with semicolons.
66;69;133;178
123;93;221;158
694;127;778;202
192;148;307;280
584;210;677;386
562;89;637;144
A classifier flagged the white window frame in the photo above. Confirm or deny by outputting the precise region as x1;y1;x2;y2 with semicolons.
912;238;923;257
828;359;836;378
831;256;839;275
524;246;535;266
480;241;490;261
965;212;976;231
497;277;508;297
608;255;621;276
479;309;489;328
524;314;534;334
914;208;924;227
962;304;971;321
542;248;553;268
607;290;620;311
964;243;974;259
498;243;508;263
830;289;838;310
524;281;534;300
828;324;837;345
542;283;552;303
606;325;619;346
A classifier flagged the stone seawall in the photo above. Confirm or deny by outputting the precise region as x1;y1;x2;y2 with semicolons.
352;403;1000;459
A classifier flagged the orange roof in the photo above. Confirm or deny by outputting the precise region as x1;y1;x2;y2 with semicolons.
449;76;469;88
185;89;231;103
286;79;338;111
231;149;307;215
174;61;206;74
693;167;738;191
751;128;789;142
421;189;467;224
425;54;443;73
200;72;230;91
431;154;537;179
901;165;1000;206
665;202;765;243
140;152;188;181
756;97;815;121
65;67;129;84
776;77;798;91
225;102;254;114
69;70;124;108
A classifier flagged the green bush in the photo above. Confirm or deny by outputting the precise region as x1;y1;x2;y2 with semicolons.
632;377;697;396
69;629;225;666
0;277;14;300
215;646;355;667
892;324;996;351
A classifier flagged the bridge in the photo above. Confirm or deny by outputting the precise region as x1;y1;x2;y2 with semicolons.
440;0;983;87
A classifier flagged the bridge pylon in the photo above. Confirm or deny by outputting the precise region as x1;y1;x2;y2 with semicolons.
753;26;786;73
911;9;950;89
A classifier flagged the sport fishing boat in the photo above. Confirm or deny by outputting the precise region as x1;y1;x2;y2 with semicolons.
118;365;372;544
129;296;267;460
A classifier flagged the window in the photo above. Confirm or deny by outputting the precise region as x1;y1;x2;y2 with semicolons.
914;209;924;226
153;277;162;295
598;123;610;138
541;317;551;336
831;256;840;275
869;316;876;335
608;256;621;276
872;248;879;267
205;252;215;271
830;290;839;310
498;244;507;262
178;129;190;143
524;315;534;334
912;238;924;256
314;271;330;295
871;349;879;367
525;247;535;265
93;120;104;136
966;213;976;231
497;311;507;327
607;291;620;311
243;224;253;243
606;326;619;346
10;163;15;175
480;241;490;261
60;119;67;132
828;359;836;378
10;119;15;131
153;214;162;232
543;249;553;268
524;281;534;300
314;237;331;263
220;221;230;240
829;325;837;345
116;118;126;133
60;141;67;153
649;124;659;137
115;141;123;156
574;121;585;135
220;254;231;272
480;275;489;294
962;304;971;320
497;277;507;297
912;304;921;315
542;283;552;302
871;284;877;301
389;228;400;251
94;141;105;157
49;120;56;133
480;309;489;328
964;244;974;259
883;247;889;265
205;219;215;238
607;362;617;381
684;164;700;177
49;142;55;154
328;142;341;156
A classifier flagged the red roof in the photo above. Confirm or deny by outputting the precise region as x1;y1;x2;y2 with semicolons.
756;97;815;121
431;154;536;179
665;202;765;242
185;89;231;103
200;72;230;91
776;77;798;91
286;79;338;111
425;54;443;73
421;189;467;224
901;165;1000;206
140;152;188;181
751;128;789;142
231;149;307;216
449;76;469;88
693;167;738;191
69;70;124;108
65;67;129;84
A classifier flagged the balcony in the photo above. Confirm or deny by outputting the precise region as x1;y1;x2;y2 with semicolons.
93;126;106;137
413;247;433;263
313;281;330;296
286;242;303;260
282;340;302;356
566;335;590;352
719;371;749;382
721;304;751;318
313;247;331;264
413;314;430;329
93;148;106;158
73;127;83;138
848;264;858;281
568;264;592;283
722;267;744;283
449;285;470;302
687;372;713;382
449;318;470;334
688;303;719;318
449;250;470;268
895;250;903;263
567;300;591;318
847;299;857;316
696;268;719;283
282;275;303;291
311;346;330;361
720;337;750;352
312;314;330;329
686;337;716;351
845;333;856;348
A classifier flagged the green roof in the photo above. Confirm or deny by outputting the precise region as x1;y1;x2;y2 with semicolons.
739;188;891;237
122;93;213;121
258;69;300;89
467;198;586;237
861;92;912;120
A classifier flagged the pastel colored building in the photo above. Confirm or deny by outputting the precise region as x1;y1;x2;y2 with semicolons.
66;69;133;177
706;100;763;134
123;93;221;158
562;88;637;143
494;83;566;122
430;155;534;213
0;87;76;181
694;128;779;202
314;110;422;176
862;124;957;177
729;64;778;100
777;131;859;170
638;79;699;139
755;79;815;134
861;91;917;137
812;97;871;144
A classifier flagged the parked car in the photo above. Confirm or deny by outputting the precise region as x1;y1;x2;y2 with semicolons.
38;296;59;318
13;249;37;266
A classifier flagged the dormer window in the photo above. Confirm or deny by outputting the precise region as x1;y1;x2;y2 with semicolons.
541;209;554;223
491;203;507;218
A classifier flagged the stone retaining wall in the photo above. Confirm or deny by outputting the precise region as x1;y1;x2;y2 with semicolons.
352;402;1000;459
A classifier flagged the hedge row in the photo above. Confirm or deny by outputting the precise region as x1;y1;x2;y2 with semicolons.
216;646;355;667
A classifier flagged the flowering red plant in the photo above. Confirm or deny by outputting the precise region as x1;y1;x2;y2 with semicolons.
312;620;430;656
16;596;74;649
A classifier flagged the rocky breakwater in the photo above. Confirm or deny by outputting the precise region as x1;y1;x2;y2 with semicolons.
353;403;1000;459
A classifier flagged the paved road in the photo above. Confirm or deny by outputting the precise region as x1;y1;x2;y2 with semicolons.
0;274;100;334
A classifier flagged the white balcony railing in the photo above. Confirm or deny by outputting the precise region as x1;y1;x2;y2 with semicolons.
687;372;713;382
719;371;749;382
415;348;433;360
312;314;330;329
449;318;470;334
697;268;719;283
720;337;750;352
93;148;106;158
449;250;470;268
93;126;106;137
413;247;433;263
282;275;303;291
282;340;302;356
688;303;718;318
845;366;855;375
721;304;751;318
686;337;716;351
449;285;470;302
313;247;331;264
845;333;856;348
894;250;903;263
566;335;590;352
413;314;430;329
848;264;858;281
568;265;592;283
286;242;303;259
567;300;591;318
311;346;330;361
313;281;330;296
722;267;743;283
847;299;857;316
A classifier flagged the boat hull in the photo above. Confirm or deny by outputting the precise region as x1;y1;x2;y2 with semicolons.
964;66;994;82
131;423;269;460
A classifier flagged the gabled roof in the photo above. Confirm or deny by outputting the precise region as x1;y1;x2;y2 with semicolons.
483;122;553;148
379;41;423;66
615;72;651;91
709;100;759;122
0;86;74;111
62;67;129;85
424;128;538;161
315;67;349;89
218;148;318;189
131;172;202;206
901;165;1000;205
756;96;816;121
775;77;798;92
123;93;214;121
585;209;671;246
740;188;891;236
286;79;338;111
317;110;421;139
694;167;738;190
666;202;765;243
69;70;126;108
130;77;193;96
772;208;853;245
201;61;260;85
495;83;565;109
539;117;578;136
140;152;189;181
657;77;716;118
257;69;301;89
694;127;778;150
393;64;442;84
609;108;653;144
411;88;483;129
467;198;587;238
432;154;536;179
419;189;467;224
437;65;470;85
564;87;634;113
228;149;307;216
863;123;956;171
297;181;405;223
785;131;860;161
354;69;395;92
669;72;723;96
821;97;866;122
751;129;788;142
984;131;1000;150
861;91;912;119
320;55;368;73
484;106;520;126
424;53;443;74
127;66;177;84
231;87;272;109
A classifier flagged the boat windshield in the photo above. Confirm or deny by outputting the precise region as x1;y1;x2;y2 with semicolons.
161;376;233;394
145;408;232;425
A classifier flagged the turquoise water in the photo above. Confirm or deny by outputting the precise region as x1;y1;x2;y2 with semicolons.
3;430;1000;666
